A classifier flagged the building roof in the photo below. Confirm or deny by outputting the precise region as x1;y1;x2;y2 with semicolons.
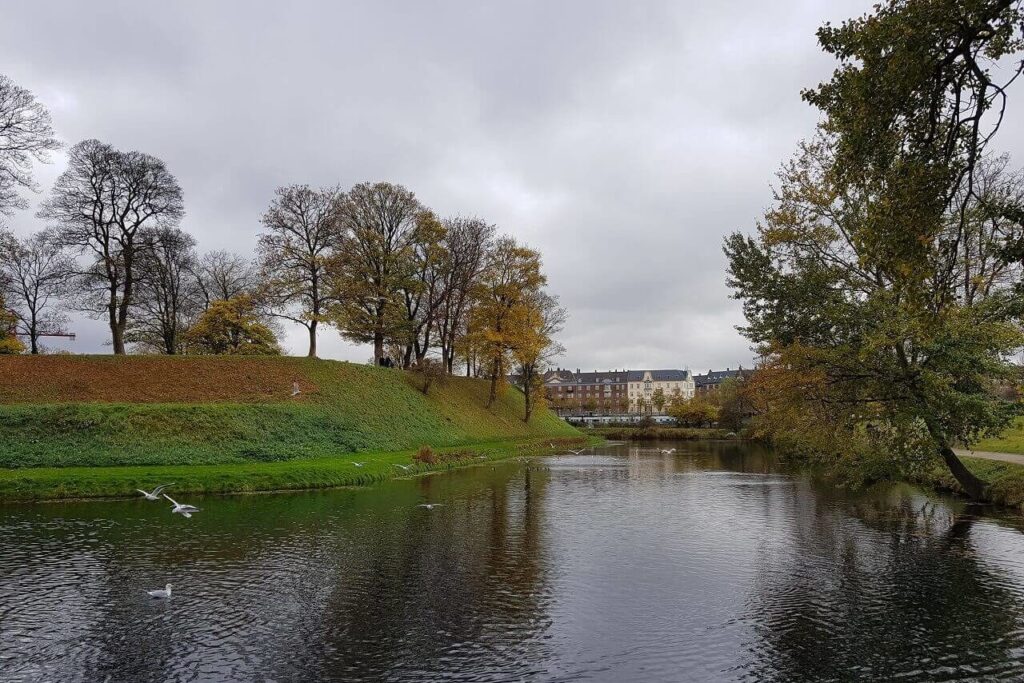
626;369;693;382
693;368;745;387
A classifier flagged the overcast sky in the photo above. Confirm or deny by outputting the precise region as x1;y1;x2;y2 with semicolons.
3;1;1023;372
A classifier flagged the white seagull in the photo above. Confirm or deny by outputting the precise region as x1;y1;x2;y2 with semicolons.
660;448;677;454
164;494;200;519
417;503;443;511
351;462;366;468
394;464;413;471
136;483;174;501
291;382;301;397
567;448;587;455
145;583;173;599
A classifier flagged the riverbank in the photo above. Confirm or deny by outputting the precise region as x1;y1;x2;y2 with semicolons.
923;453;1024;509
588;426;737;441
0;436;596;503
0;356;578;468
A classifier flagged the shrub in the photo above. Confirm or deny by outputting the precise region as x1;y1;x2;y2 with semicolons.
414;445;436;465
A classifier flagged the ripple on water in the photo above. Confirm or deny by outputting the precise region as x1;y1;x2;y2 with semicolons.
3;444;1024;682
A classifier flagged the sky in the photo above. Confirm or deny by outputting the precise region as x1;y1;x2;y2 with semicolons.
3;1;1023;372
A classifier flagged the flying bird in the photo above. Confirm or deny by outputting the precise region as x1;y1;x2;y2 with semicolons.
394;464;413;471
417;503;443;510
164;494;200;519
351;462;366;468
291;382;301;397
145;584;173;599
567;448;587;455
660;448;677;454
136;483;174;501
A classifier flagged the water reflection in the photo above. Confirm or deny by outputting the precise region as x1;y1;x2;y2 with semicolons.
3;441;1024;681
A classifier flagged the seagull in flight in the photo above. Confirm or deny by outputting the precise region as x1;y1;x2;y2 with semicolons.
394;464;413;471
351;462;366;467
291;382;301;397
145;583;173;599
567;448;588;455
660;448;677;454
136;483;174;501
417;503;443;511
164;494;200;519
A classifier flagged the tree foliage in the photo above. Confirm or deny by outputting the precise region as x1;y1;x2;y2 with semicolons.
183;295;280;355
724;0;1024;498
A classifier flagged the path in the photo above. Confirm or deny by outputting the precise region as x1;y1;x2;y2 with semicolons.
955;449;1024;467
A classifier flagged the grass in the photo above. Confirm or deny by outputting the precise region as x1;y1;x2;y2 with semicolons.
0;356;577;469
0;436;596;503
589;426;736;441
973;416;1024;455
919;454;1024;509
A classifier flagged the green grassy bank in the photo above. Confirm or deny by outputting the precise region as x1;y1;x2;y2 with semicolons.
973;416;1024;455
0;356;582;501
923;455;1024;509
0;437;594;503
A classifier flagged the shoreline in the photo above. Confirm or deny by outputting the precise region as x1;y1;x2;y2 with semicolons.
0;435;597;504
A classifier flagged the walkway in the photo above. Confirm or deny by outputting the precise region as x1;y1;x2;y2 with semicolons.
954;449;1024;467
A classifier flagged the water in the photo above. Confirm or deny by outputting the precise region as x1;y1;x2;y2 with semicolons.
4;441;1024;682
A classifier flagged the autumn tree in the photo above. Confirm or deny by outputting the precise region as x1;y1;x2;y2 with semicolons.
332;182;424;364
127;227;201;354
257;184;342;358
513;291;567;421
399;211;448;368
651;388;666;414
724;0;1024;499
0;230;73;353
470;236;546;407
0;74;60;221
669;397;719;428
436;217;494;373
183;295;280;355
0;292;23;354
39;139;185;354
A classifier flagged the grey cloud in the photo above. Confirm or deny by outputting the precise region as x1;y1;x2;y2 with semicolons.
4;0;1020;370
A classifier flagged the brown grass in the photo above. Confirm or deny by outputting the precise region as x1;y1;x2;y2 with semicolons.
0;355;316;404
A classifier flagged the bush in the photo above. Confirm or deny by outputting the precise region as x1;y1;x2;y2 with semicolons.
414;445;436;465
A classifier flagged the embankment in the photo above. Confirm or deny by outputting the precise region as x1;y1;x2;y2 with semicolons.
0;356;582;501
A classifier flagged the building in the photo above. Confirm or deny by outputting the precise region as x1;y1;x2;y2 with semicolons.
626;370;694;414
693;368;749;395
544;368;630;416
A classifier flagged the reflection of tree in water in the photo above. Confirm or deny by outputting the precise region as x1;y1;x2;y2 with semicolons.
306;464;555;680
738;488;1024;682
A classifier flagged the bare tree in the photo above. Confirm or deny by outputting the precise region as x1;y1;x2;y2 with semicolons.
257;184;342;357
436;217;494;373
332;182;424;365
127;227;201;354
0;230;72;353
0;74;60;221
38;139;185;354
192;249;258;308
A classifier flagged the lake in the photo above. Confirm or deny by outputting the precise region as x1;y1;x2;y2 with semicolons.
3;440;1024;682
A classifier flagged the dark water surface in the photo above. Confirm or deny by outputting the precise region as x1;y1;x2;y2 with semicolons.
4;441;1024;682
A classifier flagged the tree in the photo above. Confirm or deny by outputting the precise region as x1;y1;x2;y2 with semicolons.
724;0;1024;499
513;291;567;421
192;249;258;309
470;236;546;407
0;74;60;221
0;291;24;354
332;182;425;364
39;139;185;354
127;227;201;354
651;388;666;414
669;397;719;428
0;230;73;354
436;217;494;373
182;295;280;355
257;184;343;358
399;211;448;368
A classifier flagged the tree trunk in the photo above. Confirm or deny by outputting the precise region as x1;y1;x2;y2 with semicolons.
112;323;126;355
374;332;384;364
940;444;989;501
308;320;318;358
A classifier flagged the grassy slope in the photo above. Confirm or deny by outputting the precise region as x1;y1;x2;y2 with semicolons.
0;356;582;500
0;356;577;468
925;455;1024;509
973;416;1024;455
